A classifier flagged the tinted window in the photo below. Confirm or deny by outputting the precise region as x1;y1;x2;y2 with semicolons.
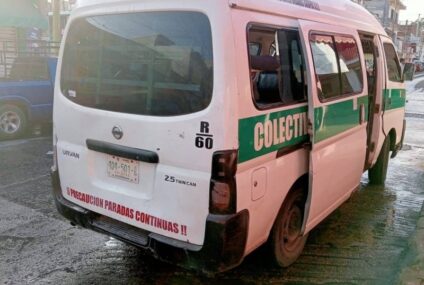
310;34;340;99
285;32;307;102
248;26;306;108
310;34;363;100
384;43;402;82
61;12;213;116
361;38;377;94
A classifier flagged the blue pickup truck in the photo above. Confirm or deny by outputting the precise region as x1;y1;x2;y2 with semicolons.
0;56;57;140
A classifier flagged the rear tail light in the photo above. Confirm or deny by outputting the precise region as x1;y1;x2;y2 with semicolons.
210;150;237;214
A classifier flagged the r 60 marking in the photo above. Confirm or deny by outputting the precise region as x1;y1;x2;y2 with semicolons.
196;136;213;149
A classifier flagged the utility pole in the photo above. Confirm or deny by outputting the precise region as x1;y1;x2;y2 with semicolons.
52;0;61;42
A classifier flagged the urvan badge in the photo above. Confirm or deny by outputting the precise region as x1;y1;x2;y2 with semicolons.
112;126;123;140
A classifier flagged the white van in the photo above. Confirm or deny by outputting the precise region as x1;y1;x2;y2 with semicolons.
51;0;412;273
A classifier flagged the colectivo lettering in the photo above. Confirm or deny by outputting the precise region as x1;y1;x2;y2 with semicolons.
66;187;188;236
254;112;308;151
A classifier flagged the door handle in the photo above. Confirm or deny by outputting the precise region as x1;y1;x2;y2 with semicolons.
359;103;366;125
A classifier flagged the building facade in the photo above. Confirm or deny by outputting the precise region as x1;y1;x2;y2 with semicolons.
47;0;77;39
352;0;406;43
363;0;406;40
0;0;52;77
397;20;424;62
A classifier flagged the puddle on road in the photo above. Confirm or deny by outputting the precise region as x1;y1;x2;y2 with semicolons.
105;237;121;249
3;135;423;284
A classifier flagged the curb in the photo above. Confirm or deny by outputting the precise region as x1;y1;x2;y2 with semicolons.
405;113;424;119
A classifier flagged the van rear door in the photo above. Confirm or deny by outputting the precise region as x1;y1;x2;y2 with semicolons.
298;21;368;232
55;11;216;246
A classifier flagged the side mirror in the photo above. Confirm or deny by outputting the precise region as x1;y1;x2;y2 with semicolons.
403;63;415;81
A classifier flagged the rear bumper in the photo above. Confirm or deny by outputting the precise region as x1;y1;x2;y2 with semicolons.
51;170;249;273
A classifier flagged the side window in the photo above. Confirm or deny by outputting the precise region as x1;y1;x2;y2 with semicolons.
310;34;363;100
310;34;340;99
360;37;377;94
248;26;306;108
383;43;402;82
335;36;363;94
278;30;307;103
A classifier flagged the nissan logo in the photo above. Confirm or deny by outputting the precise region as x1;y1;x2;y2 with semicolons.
112;126;123;140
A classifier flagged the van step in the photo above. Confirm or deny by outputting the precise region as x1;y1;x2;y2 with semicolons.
92;216;149;246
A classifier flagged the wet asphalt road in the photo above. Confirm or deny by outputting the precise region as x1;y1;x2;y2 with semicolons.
1;133;423;285
1;89;424;284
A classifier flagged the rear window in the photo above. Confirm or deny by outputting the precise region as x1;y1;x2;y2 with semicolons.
60;12;213;116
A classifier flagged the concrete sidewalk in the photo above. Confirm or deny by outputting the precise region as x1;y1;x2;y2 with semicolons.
398;204;424;284
397;78;424;285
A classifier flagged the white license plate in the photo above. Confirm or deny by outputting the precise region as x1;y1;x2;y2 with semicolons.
107;155;139;184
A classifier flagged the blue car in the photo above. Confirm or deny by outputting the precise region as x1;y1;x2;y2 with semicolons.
0;56;57;140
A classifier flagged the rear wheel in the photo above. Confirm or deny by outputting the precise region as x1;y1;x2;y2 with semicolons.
270;189;308;267
0;105;27;140
368;137;390;185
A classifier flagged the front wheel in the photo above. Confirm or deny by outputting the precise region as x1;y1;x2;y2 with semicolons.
0;105;27;140
368;137;391;185
270;189;308;267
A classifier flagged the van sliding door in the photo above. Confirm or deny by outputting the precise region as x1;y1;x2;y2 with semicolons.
360;34;385;168
379;36;406;148
298;21;368;233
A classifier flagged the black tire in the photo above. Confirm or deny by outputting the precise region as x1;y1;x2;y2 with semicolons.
0;104;27;140
368;137;391;185
270;189;308;267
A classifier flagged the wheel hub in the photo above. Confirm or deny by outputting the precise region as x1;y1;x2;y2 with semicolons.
0;111;21;134
281;205;303;252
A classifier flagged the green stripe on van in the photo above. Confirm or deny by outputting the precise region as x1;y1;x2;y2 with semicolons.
383;89;406;111
238;106;308;163
238;95;371;163
314;95;368;143
238;89;405;163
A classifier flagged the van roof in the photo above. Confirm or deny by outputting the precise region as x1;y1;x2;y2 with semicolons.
231;0;387;36
74;0;387;37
